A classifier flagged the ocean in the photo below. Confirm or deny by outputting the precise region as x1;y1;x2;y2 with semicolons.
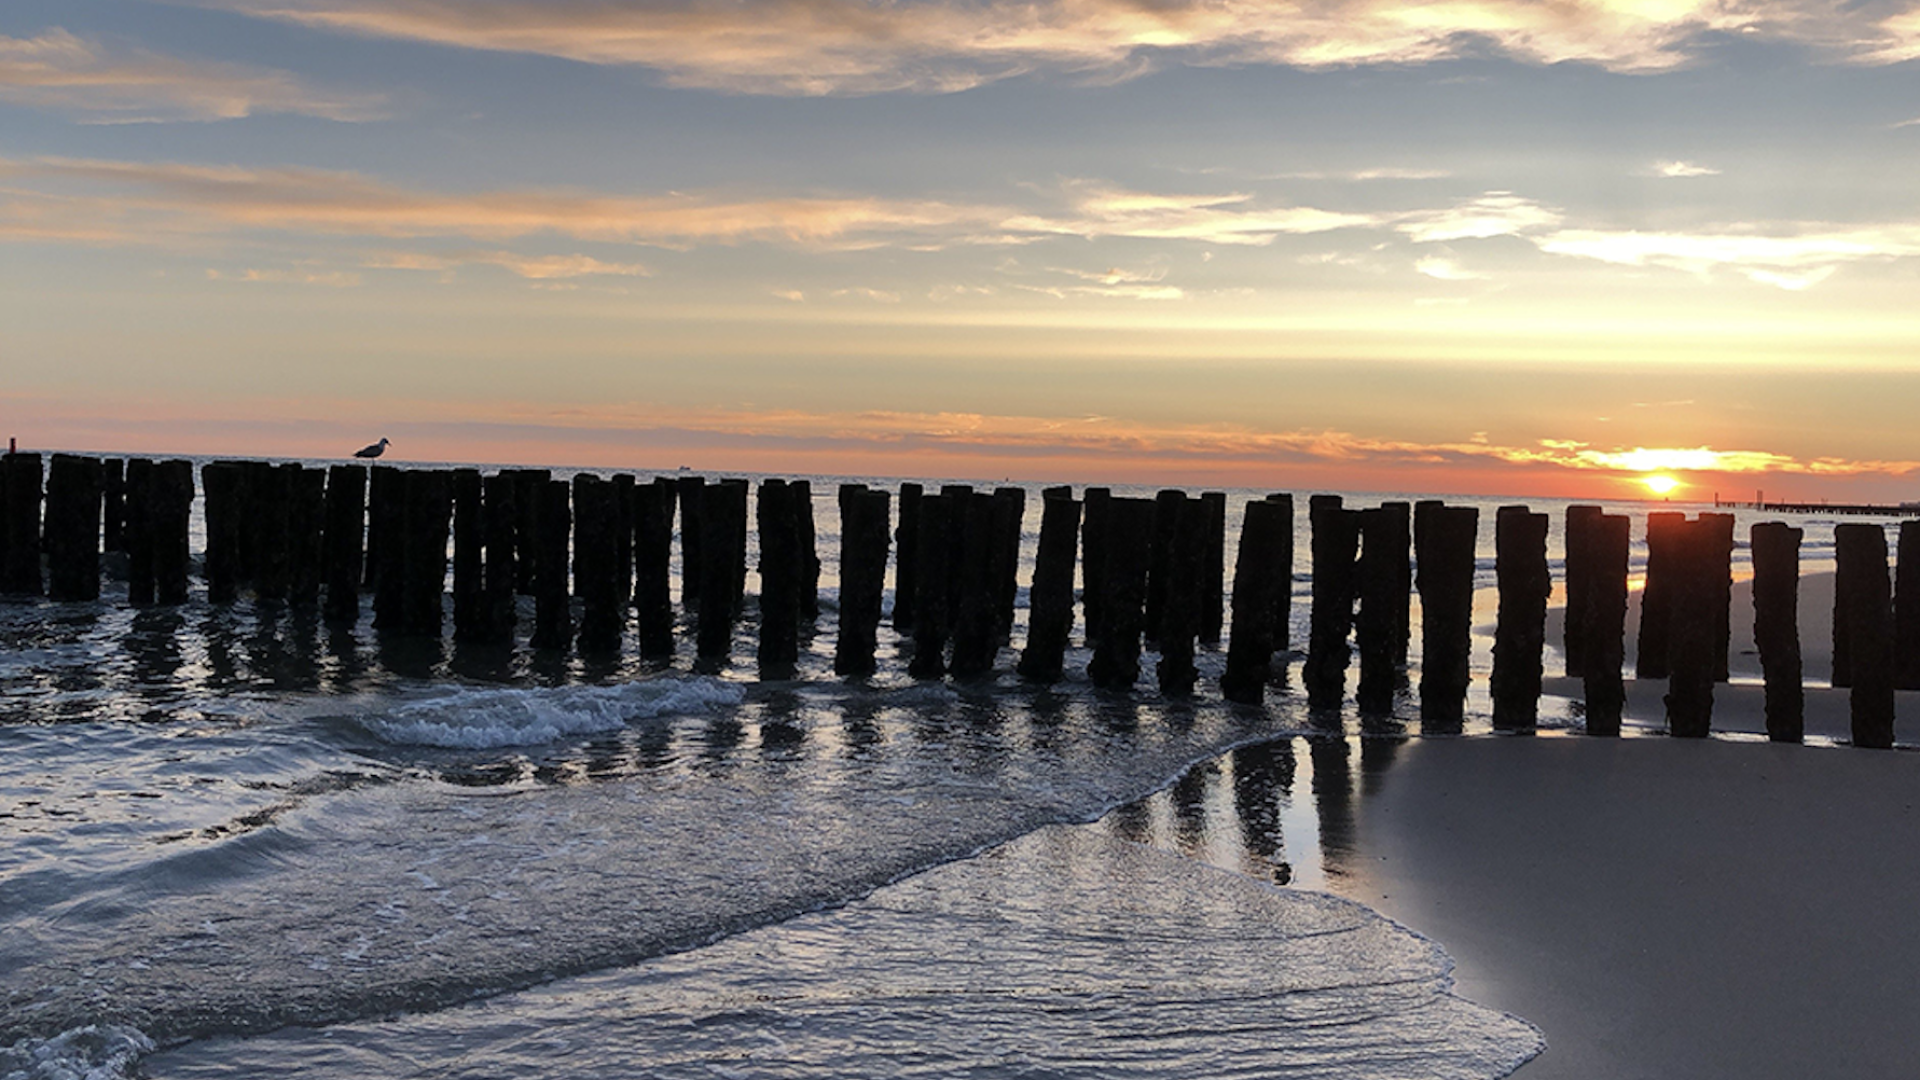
0;463;1867;1079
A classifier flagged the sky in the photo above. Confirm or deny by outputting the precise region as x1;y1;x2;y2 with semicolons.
4;0;1920;501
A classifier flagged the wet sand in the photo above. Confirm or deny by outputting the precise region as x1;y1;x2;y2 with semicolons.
1335;717;1920;1078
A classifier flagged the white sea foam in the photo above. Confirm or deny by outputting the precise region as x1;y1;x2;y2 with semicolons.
1;1025;153;1080
361;679;747;749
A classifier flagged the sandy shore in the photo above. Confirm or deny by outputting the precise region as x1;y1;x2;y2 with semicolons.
1333;716;1920;1078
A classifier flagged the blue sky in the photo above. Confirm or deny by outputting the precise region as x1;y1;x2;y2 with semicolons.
4;1;1920;498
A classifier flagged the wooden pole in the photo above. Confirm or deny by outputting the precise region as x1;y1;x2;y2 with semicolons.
634;478;675;658
1145;488;1183;645
1305;494;1358;710
1222;497;1288;704
1416;503;1477;729
451;468;485;641
1701;512;1735;682
1582;513;1630;736
400;469;451;637
480;471;519;645
1664;516;1715;739
721;478;750;613
201;461;244;604
1750;521;1804;742
613;473;636;611
250;463;291;602
44;454;102;601
1636;511;1685;678
1200;491;1227;646
950;492;1000;678
369;465;406;628
573;473;622;656
1266;494;1295;659
101;458;125;554
756;479;800;675
321;464;366;624
1563;504;1602;678
286;464;325;608
0;452;38;595
907;492;953;678
694;480;738;660
893;482;921;631
531;478;573;650
1080;486;1112;647
795;479;820;625
149;460;192;606
1836;523;1895;748
1895;520;1920;691
1087;496;1154;690
1017;488;1081;683
834;485;890;677
1156;494;1205;695
1491;505;1549;732
124;458;154;605
512;469;549;597
1355;505;1397;714
991;486;1024;643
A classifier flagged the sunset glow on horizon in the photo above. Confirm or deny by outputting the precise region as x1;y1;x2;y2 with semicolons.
5;1;1920;500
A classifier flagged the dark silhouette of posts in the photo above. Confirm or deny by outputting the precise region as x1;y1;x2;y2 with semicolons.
907;492;953;678
102;459;125;555
124;459;155;605
1896;521;1920;691
991;486;1024;642
1581;513;1630;736
720;479;750;613
1;452;43;595
1636;511;1685;678
755;479;801;675
1266;494;1295;659
400;470;451;637
1563;505;1602;678
694;481;742;660
634;479;675;658
149;460;192;605
45;454;102;601
201;462;244;604
1145;488;1183;644
510;469;549;596
1835;523;1895;748
1355;506;1398;715
369;465;407;627
286;465;325;607
451;469;485;640
573;474;622;656
1088;497;1154;690
1305;495;1358;710
950;492;1000;678
1381;501;1411;668
479;473;519;645
1417;503;1477;729
248;464;291;602
1750;522;1804;742
1200;491;1226;646
1222;497;1290;704
1491;505;1549;731
322;465;366;624
674;475;705;608
1664;517;1717;738
893;482;922;631
1157;495;1205;695
835;485;890;676
1080;486;1111;646
531;479;573;650
795;479;820;625
613;474;636;611
1701;512;1735;681
1016;488;1079;683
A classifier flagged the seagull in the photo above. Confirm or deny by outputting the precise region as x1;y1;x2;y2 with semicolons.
353;437;391;459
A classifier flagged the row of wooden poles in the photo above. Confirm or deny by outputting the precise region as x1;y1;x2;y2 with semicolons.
2;451;1917;744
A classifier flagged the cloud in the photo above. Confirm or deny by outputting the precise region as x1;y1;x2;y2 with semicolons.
1534;225;1920;288
1008;183;1383;245
1648;160;1721;177
206;0;1920;97
0;28;384;122
205;267;363;286
1413;255;1485;281
367;250;652;278
1397;192;1563;242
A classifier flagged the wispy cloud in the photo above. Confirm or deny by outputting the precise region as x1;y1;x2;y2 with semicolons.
205;0;1920;97
367;250;652;278
1397;192;1563;242
1647;160;1721;177
1535;226;1920;288
205;267;363;286
1413;255;1485;281
0;28;383;122
1009;183;1383;245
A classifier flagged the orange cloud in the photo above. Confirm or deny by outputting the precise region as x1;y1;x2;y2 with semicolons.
0;28;383;122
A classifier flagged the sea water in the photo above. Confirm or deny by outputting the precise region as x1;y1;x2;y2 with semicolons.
0;465;1876;1078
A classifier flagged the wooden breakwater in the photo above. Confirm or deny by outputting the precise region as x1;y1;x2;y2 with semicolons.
3;450;1919;746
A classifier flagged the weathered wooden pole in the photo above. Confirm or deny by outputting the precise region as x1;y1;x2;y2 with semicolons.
1145;488;1183;645
45;454;103;601
1199;491;1227;646
1017;488;1080;683
755;478;800;675
124;458;155;605
479;471;519;645
510;469;549;597
612;474;636;611
1701;512;1734;682
531;478;573;650
1664;516;1716;738
1636;511;1685;678
149;459;192;606
251;463;292;603
835;485;890;677
1582;513;1630;736
1750;521;1804;742
893;481;922;631
1087;496;1154;690
1222;497;1289;704
0;452;41;595
1563;504;1603;678
950;492;1000;678
286;464;325;608
1156;494;1205;695
321;464;366;624
451;468;486;641
1895;520;1920;692
1491;505;1550;732
1835;523;1894;748
1266;494;1295;658
1381;500;1411;668
400;469;452;637
1416;503;1477;729
991;486;1024;642
1355;506;1397;714
369;465;407;627
101;458;125;555
795;479;820;625
573;473;622;656
907;491;953;678
694;480;740;660
1080;486;1112;646
1305;494;1358;710
674;475;706;608
201;461;244;604
720;478;750;613
634;478;675;658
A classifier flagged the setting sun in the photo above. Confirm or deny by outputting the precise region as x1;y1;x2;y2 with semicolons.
1641;473;1682;497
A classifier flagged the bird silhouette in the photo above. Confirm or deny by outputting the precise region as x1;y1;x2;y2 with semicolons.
353;437;391;459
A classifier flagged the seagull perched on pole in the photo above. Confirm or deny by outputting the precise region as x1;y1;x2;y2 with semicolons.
353;437;391;459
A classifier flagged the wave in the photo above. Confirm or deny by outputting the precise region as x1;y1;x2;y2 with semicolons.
357;678;748;749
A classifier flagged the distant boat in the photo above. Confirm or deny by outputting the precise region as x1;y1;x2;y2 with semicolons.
353;437;391;459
